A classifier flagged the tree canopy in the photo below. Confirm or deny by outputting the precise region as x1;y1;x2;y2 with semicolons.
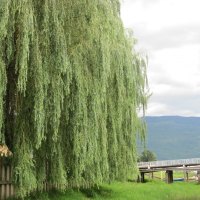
0;0;147;198
139;150;157;162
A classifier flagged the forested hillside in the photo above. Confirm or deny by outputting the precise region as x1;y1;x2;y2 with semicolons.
145;116;200;160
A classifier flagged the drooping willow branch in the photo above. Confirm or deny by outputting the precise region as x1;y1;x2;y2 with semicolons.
0;0;148;198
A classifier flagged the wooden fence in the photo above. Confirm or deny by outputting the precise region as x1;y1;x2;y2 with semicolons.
0;159;64;199
0;160;14;200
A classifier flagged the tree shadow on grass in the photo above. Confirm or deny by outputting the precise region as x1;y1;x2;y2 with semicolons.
80;186;113;198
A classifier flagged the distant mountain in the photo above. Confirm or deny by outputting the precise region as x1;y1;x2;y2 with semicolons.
143;116;200;160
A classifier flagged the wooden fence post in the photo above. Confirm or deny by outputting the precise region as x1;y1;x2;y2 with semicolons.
197;171;200;184
140;172;145;183
166;170;173;184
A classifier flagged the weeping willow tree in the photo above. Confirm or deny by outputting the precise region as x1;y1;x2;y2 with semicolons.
0;0;147;198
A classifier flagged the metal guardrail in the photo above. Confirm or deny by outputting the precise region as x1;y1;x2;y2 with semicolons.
138;158;200;169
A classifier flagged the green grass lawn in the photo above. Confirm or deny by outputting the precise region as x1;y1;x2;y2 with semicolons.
12;180;200;200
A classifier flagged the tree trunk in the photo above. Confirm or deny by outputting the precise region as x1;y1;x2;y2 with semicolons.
4;26;19;151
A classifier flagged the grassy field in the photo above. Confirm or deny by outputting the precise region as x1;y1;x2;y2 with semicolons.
11;180;200;200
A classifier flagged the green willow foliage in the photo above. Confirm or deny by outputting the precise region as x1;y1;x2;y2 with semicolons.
0;0;148;198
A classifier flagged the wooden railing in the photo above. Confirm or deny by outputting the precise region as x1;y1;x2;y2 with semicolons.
138;158;200;169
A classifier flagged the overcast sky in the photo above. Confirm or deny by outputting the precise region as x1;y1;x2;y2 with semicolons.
121;0;200;116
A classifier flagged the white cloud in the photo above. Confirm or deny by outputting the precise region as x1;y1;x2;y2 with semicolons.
121;0;200;116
